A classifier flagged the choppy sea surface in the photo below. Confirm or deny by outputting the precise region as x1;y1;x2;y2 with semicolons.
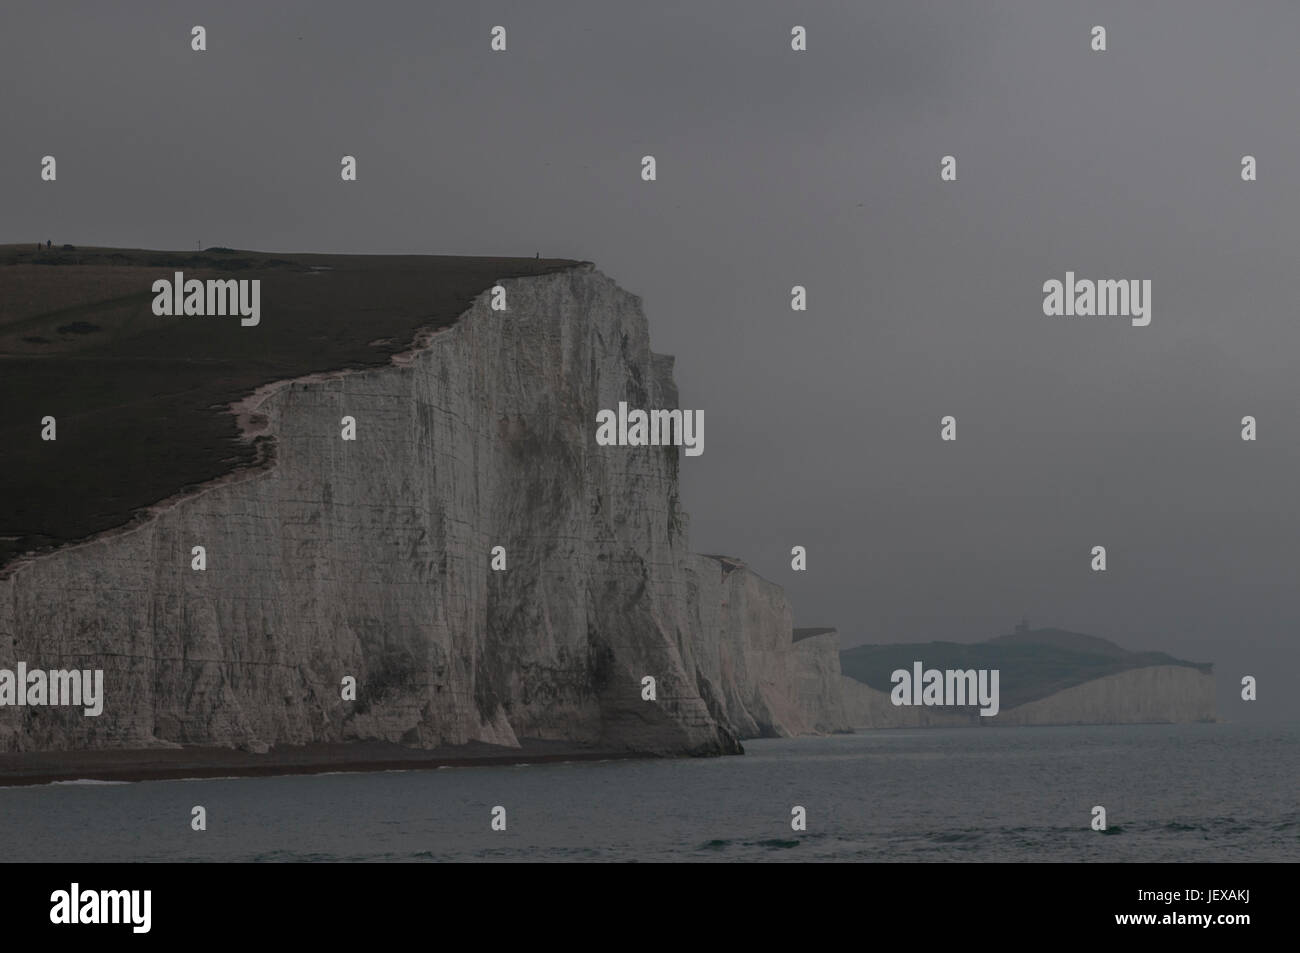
1;723;1295;862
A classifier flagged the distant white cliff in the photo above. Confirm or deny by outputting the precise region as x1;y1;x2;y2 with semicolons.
841;665;1216;728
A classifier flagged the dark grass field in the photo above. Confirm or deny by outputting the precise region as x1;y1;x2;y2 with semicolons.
0;244;581;570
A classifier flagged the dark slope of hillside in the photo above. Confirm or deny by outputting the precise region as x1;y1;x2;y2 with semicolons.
840;627;1213;711
0;245;581;568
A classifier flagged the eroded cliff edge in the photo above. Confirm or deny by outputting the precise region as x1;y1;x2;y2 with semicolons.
0;264;846;755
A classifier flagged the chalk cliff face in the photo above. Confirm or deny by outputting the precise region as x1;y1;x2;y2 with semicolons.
0;265;844;755
990;665;1216;726
791;630;851;735
841;665;1216;729
685;558;851;738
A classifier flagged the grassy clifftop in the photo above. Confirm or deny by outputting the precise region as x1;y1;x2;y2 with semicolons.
0;245;581;568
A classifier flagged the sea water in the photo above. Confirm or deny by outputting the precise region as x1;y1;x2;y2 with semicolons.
0;723;1294;862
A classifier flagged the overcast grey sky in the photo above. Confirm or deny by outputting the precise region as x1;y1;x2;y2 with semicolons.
4;1;1297;721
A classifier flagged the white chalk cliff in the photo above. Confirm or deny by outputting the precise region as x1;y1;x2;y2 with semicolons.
0;265;847;754
841;665;1216;729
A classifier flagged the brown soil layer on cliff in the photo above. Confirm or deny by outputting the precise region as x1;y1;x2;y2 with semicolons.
0;739;644;787
0;245;582;569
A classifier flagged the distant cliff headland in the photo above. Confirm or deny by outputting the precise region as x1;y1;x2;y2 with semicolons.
840;626;1216;728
